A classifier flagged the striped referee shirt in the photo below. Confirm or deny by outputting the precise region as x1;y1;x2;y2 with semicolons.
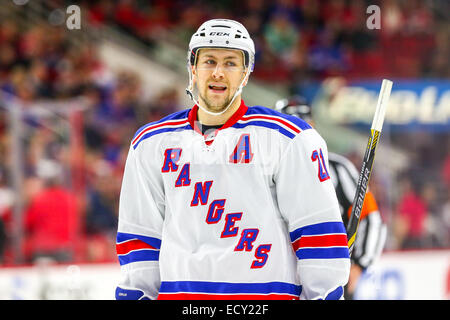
327;152;387;269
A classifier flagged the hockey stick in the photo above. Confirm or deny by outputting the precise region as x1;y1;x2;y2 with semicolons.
346;79;393;256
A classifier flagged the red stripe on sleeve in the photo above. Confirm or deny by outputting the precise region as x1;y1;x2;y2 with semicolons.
292;234;348;251
116;239;156;255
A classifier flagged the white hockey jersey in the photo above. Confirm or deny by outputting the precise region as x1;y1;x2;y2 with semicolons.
115;100;350;300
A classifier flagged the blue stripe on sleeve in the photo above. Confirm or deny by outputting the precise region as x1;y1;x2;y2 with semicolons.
295;247;349;260
118;249;160;265
290;221;346;243
116;232;162;249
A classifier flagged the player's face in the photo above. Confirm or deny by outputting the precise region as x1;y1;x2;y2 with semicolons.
193;48;247;113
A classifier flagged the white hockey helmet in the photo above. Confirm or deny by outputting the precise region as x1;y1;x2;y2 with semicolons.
186;19;255;116
188;19;255;72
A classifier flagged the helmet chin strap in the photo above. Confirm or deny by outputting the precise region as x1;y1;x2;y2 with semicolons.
186;65;251;117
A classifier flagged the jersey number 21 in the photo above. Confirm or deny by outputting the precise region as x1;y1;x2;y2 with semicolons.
311;149;330;182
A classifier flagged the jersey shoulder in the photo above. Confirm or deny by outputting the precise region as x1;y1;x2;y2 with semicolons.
131;109;191;149
246;105;312;130
239;105;312;139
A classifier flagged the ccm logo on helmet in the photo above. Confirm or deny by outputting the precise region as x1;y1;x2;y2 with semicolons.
209;32;230;36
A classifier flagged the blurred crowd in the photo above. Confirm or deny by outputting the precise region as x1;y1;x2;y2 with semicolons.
83;0;449;88
0;14;177;264
0;0;448;265
388;133;450;250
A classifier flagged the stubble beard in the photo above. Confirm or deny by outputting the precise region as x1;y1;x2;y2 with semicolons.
198;89;233;113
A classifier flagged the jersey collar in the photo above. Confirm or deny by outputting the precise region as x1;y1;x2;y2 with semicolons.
188;99;248;137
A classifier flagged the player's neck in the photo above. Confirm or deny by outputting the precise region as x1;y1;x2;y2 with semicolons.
197;96;242;126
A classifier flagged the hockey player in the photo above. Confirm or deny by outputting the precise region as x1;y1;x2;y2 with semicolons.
115;19;350;300
276;96;387;299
